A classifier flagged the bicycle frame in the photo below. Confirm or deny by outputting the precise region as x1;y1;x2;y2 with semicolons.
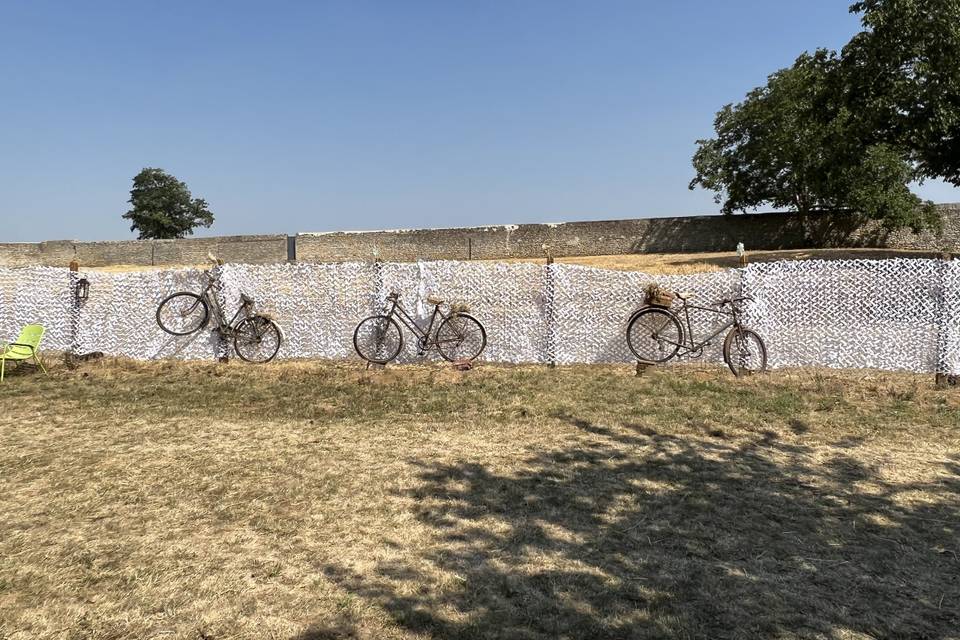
634;299;742;356
674;302;737;354
198;274;251;335
385;298;451;349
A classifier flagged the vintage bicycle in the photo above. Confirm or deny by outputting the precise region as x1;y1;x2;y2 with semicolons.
353;291;486;364
155;258;282;363
626;290;767;377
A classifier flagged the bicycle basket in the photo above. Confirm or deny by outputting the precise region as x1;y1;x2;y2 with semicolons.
643;284;675;308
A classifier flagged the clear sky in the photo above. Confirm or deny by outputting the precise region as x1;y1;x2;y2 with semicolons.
2;0;958;242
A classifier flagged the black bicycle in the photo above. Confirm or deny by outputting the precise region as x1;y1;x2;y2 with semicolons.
156;260;282;363
354;292;486;364
626;291;767;377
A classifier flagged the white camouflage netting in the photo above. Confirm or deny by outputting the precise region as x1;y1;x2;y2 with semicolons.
940;261;960;374
218;262;377;361
0;267;73;351
551;265;741;364
76;269;221;360
0;258;958;373
742;259;944;372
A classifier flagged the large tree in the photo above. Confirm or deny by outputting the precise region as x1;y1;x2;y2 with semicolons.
122;168;214;240
690;51;936;231
842;0;960;185
690;0;957;232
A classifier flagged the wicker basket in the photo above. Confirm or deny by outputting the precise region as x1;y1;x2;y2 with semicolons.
645;291;675;308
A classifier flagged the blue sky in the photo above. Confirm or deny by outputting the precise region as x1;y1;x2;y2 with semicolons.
2;1;958;242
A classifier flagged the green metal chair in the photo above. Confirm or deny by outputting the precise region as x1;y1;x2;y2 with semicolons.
1;324;47;382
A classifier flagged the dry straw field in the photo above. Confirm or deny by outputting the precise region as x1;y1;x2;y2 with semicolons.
1;358;958;639
509;247;940;273
83;247;939;275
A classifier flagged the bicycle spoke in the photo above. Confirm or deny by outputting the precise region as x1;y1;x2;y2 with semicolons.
627;309;682;363
354;316;402;363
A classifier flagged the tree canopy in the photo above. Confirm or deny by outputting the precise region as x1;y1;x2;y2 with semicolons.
690;0;956;232
122;168;214;240
843;0;960;185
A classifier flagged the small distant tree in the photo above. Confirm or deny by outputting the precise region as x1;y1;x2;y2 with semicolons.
122;168;214;239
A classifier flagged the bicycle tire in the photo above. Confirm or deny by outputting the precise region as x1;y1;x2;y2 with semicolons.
626;307;683;363
436;313;486;362
354;315;404;364
234;315;282;363
722;327;767;377
156;292;209;336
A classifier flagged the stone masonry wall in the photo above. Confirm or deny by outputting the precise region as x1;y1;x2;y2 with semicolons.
1;204;958;267
0;235;288;267
296;204;960;262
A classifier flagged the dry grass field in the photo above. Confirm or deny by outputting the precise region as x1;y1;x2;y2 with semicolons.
1;359;958;639
508;247;940;273
84;247;939;275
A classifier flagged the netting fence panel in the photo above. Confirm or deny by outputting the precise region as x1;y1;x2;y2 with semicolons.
0;267;73;351
742;259;943;373
375;261;549;363
3;258;959;373
219;262;377;360
75;269;221;360
550;264;742;365
940;260;960;375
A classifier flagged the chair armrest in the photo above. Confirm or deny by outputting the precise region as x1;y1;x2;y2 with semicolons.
8;342;37;355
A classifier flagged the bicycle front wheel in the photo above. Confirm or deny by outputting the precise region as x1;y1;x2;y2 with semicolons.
723;327;767;377
156;292;209;335
626;307;682;363
234;315;282;363
354;315;403;364
436;313;486;362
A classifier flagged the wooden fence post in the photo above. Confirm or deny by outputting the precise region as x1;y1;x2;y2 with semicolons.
935;252;954;387
545;254;556;368
67;260;80;366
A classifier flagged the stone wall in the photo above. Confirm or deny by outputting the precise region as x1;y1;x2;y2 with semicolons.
296;203;960;262
2;204;958;267
0;235;288;267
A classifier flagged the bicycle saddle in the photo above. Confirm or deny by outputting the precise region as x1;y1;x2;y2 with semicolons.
426;295;444;305
240;293;255;305
676;291;695;300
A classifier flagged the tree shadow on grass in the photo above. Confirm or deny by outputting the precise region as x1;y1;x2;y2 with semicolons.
311;418;959;639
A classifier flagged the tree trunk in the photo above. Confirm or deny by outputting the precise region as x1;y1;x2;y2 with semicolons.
793;192;812;245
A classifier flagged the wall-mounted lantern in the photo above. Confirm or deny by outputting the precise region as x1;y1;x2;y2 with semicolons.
75;278;90;303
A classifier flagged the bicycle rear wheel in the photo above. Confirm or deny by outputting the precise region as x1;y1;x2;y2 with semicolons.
156;292;209;335
354;315;403;364
436;313;486;362
723;327;767;377
234;315;282;363
626;307;682;363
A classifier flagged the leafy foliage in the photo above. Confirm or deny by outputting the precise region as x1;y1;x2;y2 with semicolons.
845;144;939;231
691;51;848;218
122;168;214;240
690;0;955;232
844;0;960;185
